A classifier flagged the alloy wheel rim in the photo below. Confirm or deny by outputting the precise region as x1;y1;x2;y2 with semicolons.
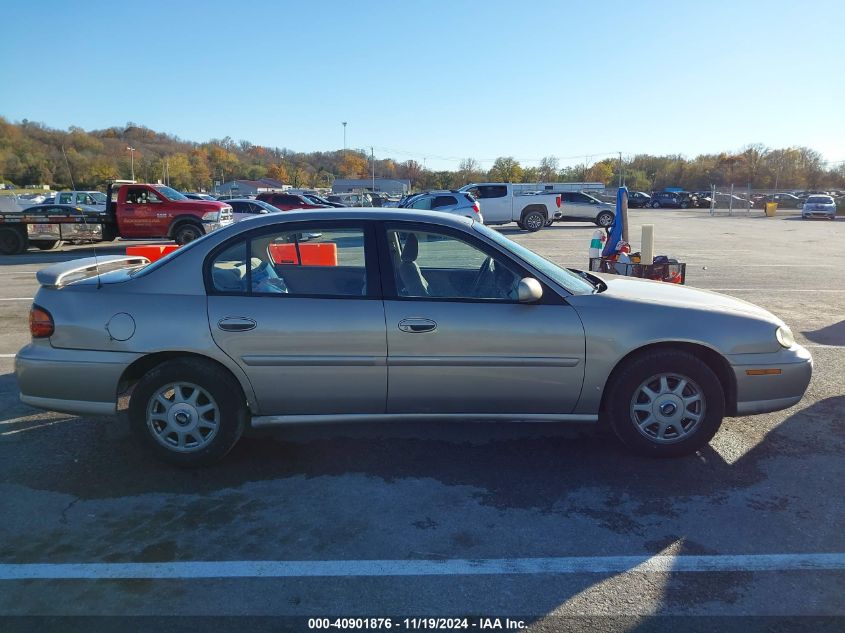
146;382;220;452
630;373;705;444
526;214;543;230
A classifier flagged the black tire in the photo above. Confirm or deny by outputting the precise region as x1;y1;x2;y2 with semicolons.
173;223;203;245
545;219;554;227
522;210;546;232
0;226;27;255
128;358;247;467
31;240;61;251
596;211;614;228
101;225;118;242
680;202;689;209
602;350;725;457
516;221;526;230
651;201;661;208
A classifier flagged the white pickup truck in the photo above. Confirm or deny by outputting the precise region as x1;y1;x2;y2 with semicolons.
458;183;563;231
18;190;107;209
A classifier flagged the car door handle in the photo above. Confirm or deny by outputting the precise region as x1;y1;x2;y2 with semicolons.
217;317;257;332
398;318;437;333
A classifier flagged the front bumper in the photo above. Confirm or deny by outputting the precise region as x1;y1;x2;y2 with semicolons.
15;343;142;416
729;344;813;415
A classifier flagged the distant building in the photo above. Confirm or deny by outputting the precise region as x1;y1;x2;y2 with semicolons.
512;182;605;193
332;178;410;195
216;178;289;195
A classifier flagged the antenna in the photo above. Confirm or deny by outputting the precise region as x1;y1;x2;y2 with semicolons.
61;145;76;190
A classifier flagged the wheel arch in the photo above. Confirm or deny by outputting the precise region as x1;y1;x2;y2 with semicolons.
599;341;737;416
167;215;204;238
117;351;257;414
520;204;549;221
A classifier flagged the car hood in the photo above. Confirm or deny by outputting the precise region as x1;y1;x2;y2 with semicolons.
597;276;781;324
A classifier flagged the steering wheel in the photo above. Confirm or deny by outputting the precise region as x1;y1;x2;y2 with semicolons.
471;256;495;297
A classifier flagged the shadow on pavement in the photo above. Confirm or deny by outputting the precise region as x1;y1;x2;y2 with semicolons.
804;320;845;346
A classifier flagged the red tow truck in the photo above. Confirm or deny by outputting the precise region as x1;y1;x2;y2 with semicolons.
0;181;233;254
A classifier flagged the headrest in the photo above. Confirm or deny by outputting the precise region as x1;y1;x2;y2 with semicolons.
401;233;419;262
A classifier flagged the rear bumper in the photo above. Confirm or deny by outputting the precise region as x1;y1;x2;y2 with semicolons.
15;344;141;416
729;344;813;415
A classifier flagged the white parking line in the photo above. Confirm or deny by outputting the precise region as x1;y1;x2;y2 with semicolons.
0;298;33;301
0;553;842;580
0;354;16;358
701;288;845;292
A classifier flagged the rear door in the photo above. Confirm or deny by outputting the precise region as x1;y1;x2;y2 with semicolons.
206;221;387;415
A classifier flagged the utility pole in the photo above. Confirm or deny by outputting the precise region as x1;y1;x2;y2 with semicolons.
342;122;347;152
618;151;623;187
371;146;375;194
126;146;136;181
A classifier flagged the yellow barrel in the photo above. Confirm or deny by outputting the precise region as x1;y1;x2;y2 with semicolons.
765;202;778;217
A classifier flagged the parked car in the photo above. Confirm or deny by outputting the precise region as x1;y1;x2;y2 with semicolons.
801;195;837;220
711;193;754;209
555;191;616;226
649;191;697;209
767;193;803;209
458;183;567;231
257;192;329;211
16;209;811;466
398;190;483;221
226;198;281;222
627;191;652;208
327;193;372;207
216;194;256;201
302;194;345;208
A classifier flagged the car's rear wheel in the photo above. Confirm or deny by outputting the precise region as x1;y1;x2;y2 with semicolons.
0;227;27;255
596;211;614;227
173;223;203;245
602;350;725;457
522;210;546;232
128;358;246;466
652;201;661;208
680;202;689;209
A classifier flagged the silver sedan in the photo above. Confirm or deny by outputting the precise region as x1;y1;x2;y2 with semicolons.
16;209;812;465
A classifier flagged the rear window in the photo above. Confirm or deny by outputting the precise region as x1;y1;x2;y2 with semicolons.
806;196;833;204
431;195;457;209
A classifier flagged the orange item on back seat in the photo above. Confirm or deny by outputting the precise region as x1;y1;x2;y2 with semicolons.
126;245;180;263
268;243;338;266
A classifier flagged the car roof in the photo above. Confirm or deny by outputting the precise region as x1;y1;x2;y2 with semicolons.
215;208;474;232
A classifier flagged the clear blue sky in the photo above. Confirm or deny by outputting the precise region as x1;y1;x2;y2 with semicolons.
2;0;843;170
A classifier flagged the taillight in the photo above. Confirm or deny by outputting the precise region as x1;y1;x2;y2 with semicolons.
556;195;562;208
29;305;54;339
472;201;481;214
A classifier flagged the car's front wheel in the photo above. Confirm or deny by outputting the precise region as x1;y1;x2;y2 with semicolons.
602;350;725;457
651;201;661;208
128;358;246;466
173;223;203;245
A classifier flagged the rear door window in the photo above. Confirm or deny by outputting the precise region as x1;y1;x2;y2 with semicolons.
431;195;457;210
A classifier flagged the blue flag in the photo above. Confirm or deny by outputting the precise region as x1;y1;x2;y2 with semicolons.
602;187;628;257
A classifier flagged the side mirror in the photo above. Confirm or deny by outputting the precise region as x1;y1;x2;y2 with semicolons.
259;209;269;214
518;277;543;303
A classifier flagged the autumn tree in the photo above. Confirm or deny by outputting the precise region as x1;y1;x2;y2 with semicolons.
266;162;290;183
488;157;523;182
538;156;559;181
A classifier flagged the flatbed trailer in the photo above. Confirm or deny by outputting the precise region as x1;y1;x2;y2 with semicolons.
0;206;112;254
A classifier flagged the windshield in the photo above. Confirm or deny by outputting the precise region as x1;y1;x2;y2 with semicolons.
152;185;188;201
90;192;107;204
473;223;597;295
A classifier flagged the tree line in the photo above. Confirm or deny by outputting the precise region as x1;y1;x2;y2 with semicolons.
1;118;842;193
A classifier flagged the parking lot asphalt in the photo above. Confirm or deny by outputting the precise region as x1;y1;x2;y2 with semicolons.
0;210;842;630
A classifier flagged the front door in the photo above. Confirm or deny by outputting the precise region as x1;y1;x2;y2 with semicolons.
206;222;387;415
467;185;511;223
379;223;585;414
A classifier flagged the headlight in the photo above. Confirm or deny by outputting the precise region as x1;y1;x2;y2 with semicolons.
202;211;220;222
776;325;794;349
